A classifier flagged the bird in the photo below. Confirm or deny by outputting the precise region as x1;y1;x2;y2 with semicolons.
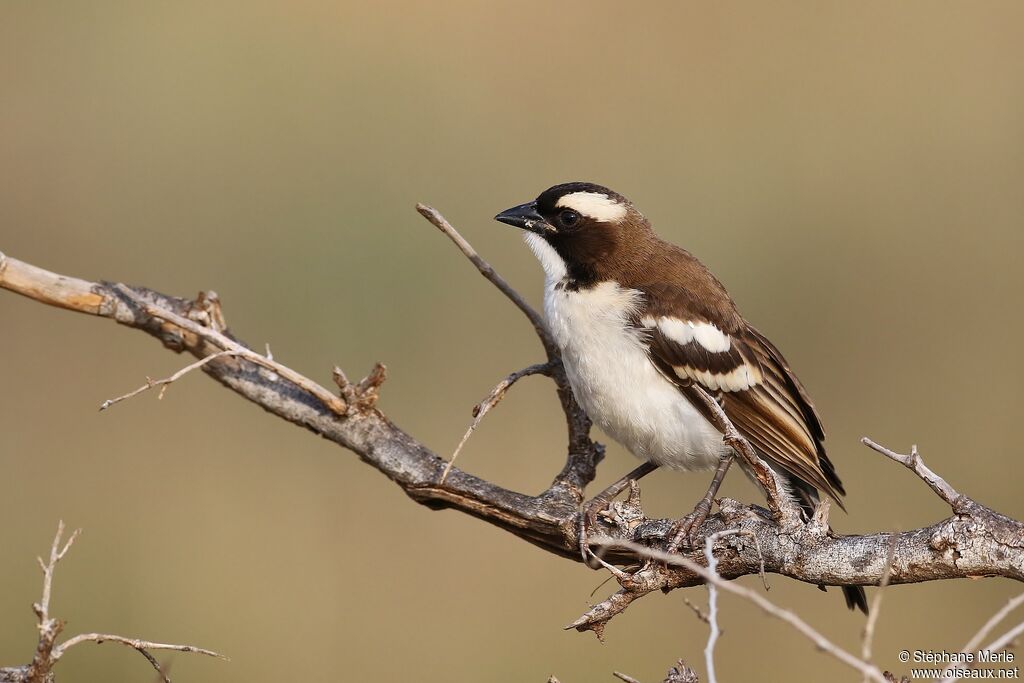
494;181;867;613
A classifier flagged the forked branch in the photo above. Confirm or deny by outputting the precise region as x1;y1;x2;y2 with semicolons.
0;523;222;683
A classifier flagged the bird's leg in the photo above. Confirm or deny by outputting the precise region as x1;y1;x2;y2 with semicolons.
666;451;736;553
579;461;659;565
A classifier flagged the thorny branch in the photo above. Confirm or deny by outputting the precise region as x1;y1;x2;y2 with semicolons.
2;207;1024;645
0;523;222;683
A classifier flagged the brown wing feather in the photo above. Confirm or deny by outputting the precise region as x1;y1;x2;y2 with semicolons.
644;321;846;506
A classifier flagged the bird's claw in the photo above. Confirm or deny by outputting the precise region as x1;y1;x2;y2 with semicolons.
666;499;713;554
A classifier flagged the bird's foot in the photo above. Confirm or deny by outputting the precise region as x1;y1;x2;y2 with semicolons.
665;497;715;554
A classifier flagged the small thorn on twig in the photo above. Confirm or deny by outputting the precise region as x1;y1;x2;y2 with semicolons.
332;366;356;410
332;366;351;389
355;362;388;410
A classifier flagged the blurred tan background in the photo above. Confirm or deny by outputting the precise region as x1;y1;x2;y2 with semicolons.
2;2;1023;681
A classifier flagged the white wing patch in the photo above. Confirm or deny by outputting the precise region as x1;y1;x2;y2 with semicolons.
677;364;761;392
647;317;732;353
555;192;628;223
641;316;763;392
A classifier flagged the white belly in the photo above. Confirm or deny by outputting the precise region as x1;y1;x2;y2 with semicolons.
543;279;729;471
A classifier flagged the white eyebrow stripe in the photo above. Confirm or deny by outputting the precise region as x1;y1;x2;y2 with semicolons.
555;192;628;223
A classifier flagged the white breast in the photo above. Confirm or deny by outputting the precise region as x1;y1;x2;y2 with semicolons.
525;234;728;471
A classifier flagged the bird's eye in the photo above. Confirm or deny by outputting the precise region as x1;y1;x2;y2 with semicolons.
559;209;581;227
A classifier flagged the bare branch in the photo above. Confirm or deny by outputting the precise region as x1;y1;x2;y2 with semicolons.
960;593;1024;658
415;204;557;359
52;633;224;662
940;596;1024;683
861;439;961;508
981;619;1024;657
51;632;224;683
613;672;644;683
26;522;81;683
110;284;349;416
441;362;552;483
703;529;740;683
1;523;220;683
682;597;709;624
4;210;1024;640
592;538;889;683
100;350;243;410
414;207;600;497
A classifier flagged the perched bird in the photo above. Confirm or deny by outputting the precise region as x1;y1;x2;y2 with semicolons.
495;182;867;613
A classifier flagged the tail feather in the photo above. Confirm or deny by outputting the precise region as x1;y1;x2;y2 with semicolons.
843;586;869;614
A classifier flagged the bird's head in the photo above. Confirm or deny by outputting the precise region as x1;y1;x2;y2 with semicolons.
495;182;651;285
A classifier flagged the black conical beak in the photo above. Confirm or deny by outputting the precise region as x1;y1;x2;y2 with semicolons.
494;201;554;235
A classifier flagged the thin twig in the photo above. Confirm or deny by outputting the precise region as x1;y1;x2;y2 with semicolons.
589;574;617;598
414;205;596;496
960;593;1024;658
704;529;742;683
682;597;709;624
52;633;225;662
14;522;225;683
612;673;643;683
416;204;558;360
24;522;81;682
940;618;1024;680
861;439;960;506
862;533;899;677
440;362;551;483
593;537;889;683
112;284;349;416
941;594;1024;682
980;619;1024;658
35;521;80;625
100;350;241;410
